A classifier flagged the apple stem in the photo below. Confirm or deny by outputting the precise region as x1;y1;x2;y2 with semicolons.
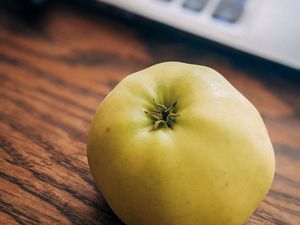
145;99;180;130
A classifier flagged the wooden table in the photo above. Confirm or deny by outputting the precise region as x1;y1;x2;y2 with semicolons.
0;2;299;225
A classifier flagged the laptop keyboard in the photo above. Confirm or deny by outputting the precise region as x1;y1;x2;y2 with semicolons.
158;0;248;23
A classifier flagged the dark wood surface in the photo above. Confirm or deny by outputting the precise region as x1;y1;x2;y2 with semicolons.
0;2;299;225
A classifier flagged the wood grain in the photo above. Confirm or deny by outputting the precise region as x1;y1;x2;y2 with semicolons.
0;3;299;225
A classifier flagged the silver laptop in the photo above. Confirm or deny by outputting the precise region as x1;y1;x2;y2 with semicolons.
97;0;300;70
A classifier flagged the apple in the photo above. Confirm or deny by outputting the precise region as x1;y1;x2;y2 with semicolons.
87;62;275;225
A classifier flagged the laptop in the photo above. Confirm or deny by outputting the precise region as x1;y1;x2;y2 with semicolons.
97;0;300;70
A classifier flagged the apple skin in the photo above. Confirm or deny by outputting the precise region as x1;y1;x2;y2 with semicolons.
87;62;275;225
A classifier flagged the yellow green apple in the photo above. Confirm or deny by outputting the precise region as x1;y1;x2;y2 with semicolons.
87;62;275;225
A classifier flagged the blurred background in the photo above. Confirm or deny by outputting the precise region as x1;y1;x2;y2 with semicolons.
0;0;299;225
1;0;300;70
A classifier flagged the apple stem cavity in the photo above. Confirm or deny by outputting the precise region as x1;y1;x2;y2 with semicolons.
145;99;180;130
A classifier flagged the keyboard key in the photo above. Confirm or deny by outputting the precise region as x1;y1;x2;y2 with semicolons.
182;0;208;12
213;0;247;23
